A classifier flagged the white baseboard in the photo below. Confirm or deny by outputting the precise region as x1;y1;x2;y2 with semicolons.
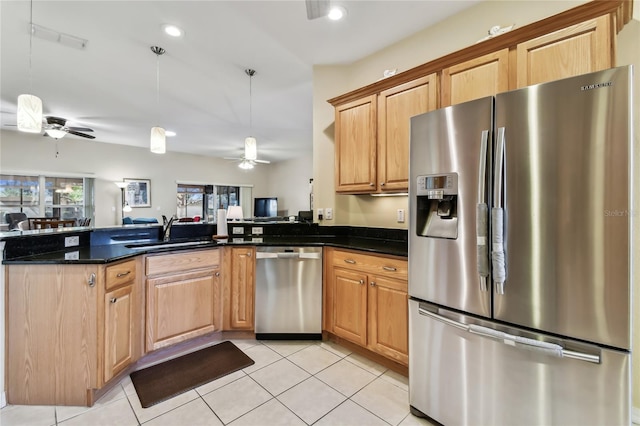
0;391;6;408
632;406;640;424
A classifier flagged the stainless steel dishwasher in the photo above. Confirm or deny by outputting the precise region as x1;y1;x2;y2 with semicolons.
255;246;322;339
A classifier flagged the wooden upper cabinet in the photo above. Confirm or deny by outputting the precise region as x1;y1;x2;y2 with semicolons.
442;49;509;106
378;74;437;192
335;95;377;193
516;15;612;88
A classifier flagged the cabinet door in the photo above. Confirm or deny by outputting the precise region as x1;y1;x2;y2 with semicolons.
332;267;368;346
378;74;437;192
442;49;509;106
229;247;255;329
104;284;134;382
146;269;217;351
516;15;612;88
7;265;99;406
335;95;377;193
367;275;408;365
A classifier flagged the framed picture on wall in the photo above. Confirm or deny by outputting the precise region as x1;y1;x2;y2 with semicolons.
124;178;151;208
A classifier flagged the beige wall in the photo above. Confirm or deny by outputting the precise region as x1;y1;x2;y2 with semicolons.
0;130;279;227
312;0;589;229
267;152;313;216
617;6;640;419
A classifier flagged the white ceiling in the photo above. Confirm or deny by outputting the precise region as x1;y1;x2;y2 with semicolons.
0;0;480;163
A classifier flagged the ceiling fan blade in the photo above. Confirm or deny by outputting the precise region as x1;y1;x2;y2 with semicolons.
66;126;94;132
67;130;95;139
305;0;329;19
254;159;271;164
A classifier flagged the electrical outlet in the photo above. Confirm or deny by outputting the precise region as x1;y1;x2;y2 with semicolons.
397;209;405;223
64;251;80;260
252;227;263;235
64;236;79;247
232;227;244;235
317;208;324;220
325;208;333;220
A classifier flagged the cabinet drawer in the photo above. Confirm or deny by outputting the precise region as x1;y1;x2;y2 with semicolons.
146;248;220;276
331;249;407;280
106;259;137;291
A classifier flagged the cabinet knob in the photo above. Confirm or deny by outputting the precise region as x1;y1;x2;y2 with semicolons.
247;252;252;257
369;182;374;186
380;182;385;186
88;273;96;287
359;279;365;285
370;281;376;287
215;272;220;277
110;297;117;304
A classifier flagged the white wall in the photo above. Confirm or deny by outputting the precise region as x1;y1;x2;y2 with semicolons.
267;152;313;216
0;130;288;227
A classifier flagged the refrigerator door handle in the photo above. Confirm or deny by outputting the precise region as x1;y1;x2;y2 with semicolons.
477;130;490;292
417;305;601;364
492;127;507;294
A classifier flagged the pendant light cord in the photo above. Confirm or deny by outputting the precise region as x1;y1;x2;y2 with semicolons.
249;72;252;130
28;0;34;93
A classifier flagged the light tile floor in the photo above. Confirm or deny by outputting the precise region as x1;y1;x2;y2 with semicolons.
0;339;436;426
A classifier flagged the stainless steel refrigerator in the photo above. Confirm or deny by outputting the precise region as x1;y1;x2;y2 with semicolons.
408;66;633;426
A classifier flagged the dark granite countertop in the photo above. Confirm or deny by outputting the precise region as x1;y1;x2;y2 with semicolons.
2;224;408;264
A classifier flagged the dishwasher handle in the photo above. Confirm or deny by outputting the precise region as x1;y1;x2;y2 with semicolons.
256;251;321;260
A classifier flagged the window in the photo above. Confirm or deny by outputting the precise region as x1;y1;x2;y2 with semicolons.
0;174;95;223
176;183;251;221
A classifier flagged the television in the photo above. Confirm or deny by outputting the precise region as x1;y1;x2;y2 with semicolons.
254;197;278;217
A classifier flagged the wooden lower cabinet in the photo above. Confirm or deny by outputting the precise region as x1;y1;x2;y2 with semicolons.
145;248;221;351
104;259;143;383
325;248;409;365
6;258;143;406
367;275;409;364
332;268;368;346
223;246;255;330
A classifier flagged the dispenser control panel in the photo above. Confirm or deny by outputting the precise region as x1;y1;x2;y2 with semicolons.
416;173;458;198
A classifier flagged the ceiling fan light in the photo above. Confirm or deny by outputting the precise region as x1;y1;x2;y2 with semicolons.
150;126;166;154
45;128;67;139
17;94;43;133
238;159;254;170
244;137;257;161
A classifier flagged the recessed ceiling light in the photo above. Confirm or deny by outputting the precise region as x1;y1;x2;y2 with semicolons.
328;6;347;21
161;24;183;38
165;130;176;137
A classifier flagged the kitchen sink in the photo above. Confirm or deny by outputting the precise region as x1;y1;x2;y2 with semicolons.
125;240;215;250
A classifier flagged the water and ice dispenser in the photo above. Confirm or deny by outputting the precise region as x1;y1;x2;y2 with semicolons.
415;173;458;239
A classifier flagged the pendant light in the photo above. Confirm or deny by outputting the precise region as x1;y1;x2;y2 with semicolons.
241;69;257;168
150;46;166;154
17;0;43;133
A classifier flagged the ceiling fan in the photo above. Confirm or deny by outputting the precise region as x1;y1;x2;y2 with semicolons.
42;116;95;139
224;138;271;170
224;69;270;169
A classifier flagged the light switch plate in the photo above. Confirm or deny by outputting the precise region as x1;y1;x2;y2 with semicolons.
397;209;405;223
325;208;333;220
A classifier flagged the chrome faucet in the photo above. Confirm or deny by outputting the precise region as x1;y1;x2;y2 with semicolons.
162;215;176;241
